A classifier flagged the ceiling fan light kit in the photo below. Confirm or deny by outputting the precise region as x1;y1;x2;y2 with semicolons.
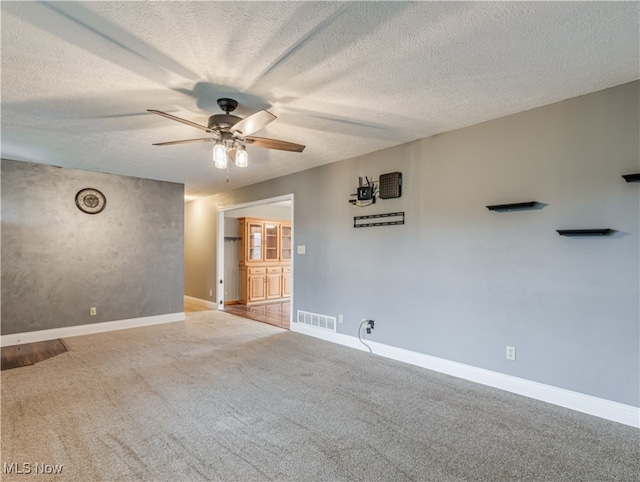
213;140;228;169
148;97;305;172
235;145;248;168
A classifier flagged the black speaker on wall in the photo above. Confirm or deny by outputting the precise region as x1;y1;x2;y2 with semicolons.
379;172;402;199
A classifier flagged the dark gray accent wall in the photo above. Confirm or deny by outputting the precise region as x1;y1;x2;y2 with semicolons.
184;81;639;406
1;160;184;335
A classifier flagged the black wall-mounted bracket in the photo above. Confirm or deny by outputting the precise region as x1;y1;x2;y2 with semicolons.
486;201;539;212
354;212;405;228
622;173;640;182
556;229;612;236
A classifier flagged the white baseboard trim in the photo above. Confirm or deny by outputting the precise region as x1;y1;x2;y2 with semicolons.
291;323;640;428
184;295;218;310
0;312;185;347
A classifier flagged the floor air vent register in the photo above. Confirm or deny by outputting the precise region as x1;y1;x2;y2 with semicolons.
296;310;337;332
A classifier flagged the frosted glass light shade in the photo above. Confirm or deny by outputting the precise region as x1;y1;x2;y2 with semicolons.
213;142;227;169
235;147;248;167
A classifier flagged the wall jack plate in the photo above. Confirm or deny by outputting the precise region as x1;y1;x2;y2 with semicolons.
506;346;516;361
363;319;375;334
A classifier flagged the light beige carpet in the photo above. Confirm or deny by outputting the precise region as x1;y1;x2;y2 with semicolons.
1;310;638;481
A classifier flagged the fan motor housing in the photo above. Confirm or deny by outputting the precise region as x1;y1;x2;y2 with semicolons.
208;114;241;131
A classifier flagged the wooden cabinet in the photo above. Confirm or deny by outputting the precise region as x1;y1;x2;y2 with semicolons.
238;218;291;304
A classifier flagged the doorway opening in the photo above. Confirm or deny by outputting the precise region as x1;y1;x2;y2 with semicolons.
217;194;293;329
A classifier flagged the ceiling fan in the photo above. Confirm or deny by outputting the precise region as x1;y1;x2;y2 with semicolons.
148;98;305;169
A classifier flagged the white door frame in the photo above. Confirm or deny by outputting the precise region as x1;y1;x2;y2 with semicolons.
216;194;294;321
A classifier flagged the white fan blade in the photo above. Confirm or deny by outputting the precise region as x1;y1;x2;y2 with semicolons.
231;110;276;136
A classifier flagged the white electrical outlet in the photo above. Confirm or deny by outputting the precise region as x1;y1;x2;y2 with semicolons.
338;314;344;324
90;307;97;316
297;245;306;255
506;346;516;361
209;289;213;297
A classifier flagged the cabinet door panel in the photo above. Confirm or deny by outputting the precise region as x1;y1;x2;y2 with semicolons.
249;276;266;301
280;224;291;260
282;272;291;297
248;223;263;261
264;223;279;261
266;274;282;299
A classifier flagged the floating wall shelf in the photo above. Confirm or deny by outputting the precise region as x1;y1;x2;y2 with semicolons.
622;173;640;182
556;229;612;236
486;201;538;212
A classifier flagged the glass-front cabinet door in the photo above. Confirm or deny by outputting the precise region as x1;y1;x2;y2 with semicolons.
280;224;291;260
248;222;263;261
264;224;279;261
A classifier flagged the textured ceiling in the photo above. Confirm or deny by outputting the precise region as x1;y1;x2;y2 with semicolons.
2;1;638;197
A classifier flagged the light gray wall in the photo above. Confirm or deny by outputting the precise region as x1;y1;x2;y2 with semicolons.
1;159;184;335
223;216;239;301
184;81;639;406
184;198;218;301
223;240;240;302
224;216;240;238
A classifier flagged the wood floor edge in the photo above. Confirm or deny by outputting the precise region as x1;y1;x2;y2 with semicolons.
1;339;68;371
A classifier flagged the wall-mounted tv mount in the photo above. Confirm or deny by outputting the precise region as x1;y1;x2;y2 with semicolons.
349;172;402;207
354;212;405;228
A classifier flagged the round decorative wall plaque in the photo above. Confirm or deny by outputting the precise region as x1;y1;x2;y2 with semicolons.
75;188;106;214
